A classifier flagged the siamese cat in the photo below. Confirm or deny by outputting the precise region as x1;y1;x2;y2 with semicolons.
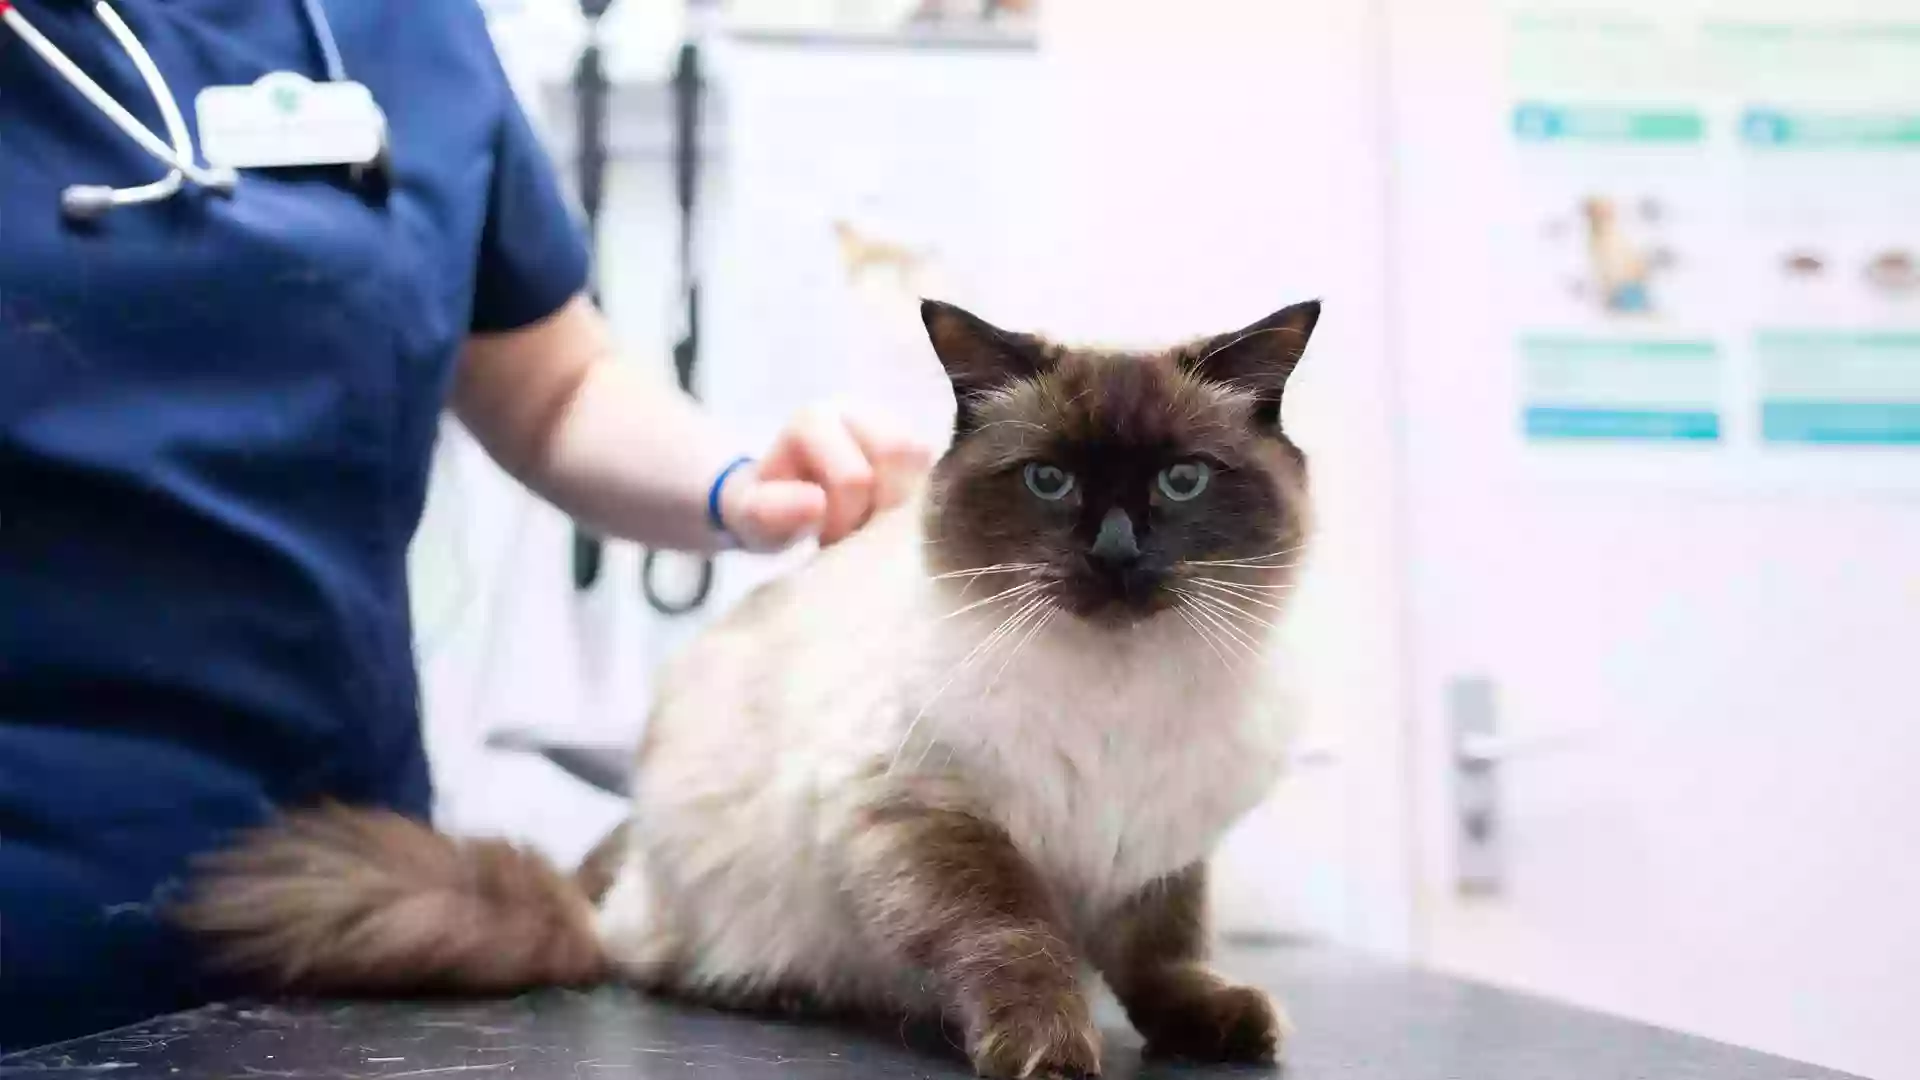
177;297;1323;1079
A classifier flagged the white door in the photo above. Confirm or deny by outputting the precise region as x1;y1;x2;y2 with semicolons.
1387;2;1920;1078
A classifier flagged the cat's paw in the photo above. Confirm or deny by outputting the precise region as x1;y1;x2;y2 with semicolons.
1132;972;1288;1065
967;993;1103;1079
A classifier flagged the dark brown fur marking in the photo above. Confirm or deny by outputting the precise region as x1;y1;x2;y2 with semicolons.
171;804;605;996
1091;864;1286;1063
847;790;1101;1079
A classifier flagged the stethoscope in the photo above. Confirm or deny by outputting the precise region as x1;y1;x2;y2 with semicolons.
0;0;389;223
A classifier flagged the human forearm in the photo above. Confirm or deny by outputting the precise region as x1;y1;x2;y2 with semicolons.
453;293;931;556
452;294;740;552
523;356;743;552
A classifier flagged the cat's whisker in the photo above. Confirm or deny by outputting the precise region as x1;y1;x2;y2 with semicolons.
1175;593;1255;655
889;591;1051;775
913;595;1055;772
1191;607;1260;663
1181;588;1279;632
1191;605;1253;666
936;567;1045;580
943;579;1043;620
1183;577;1296;590
1181;563;1299;577
1181;556;1301;570
1182;572;1290;588
1178;546;1304;570
931;562;1046;582
980;601;1058;702
1173;590;1264;655
968;594;1050;681
1174;602;1234;670
1181;586;1277;636
1186;543;1304;565
1187;578;1288;612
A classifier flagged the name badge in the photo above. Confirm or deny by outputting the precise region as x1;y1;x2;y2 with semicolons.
196;72;385;170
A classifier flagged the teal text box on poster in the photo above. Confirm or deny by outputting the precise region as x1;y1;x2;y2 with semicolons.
1761;403;1920;444
1742;108;1920;148
1521;337;1723;442
1758;332;1920;445
1513;102;1705;144
1526;408;1721;441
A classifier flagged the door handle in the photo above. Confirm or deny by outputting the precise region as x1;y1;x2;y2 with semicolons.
1449;676;1504;896
1448;677;1603;896
1457;725;1600;767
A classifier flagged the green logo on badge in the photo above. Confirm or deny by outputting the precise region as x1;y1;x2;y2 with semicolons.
270;85;302;115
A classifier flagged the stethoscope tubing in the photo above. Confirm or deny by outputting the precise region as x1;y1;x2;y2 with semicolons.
2;0;234;191
2;0;378;219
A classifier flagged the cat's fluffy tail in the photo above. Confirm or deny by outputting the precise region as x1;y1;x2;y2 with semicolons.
171;803;608;995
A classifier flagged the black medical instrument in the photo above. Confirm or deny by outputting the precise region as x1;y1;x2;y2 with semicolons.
1;0;389;222
565;0;715;616
637;35;715;616
566;0;613;593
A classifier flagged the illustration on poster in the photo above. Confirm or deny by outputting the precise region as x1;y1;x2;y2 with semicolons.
1776;247;1917;299
1542;195;1674;316
1865;249;1917;296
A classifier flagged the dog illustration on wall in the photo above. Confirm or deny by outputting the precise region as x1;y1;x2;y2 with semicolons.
832;219;930;291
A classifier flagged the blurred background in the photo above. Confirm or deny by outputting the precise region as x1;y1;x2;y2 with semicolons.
411;2;1917;1077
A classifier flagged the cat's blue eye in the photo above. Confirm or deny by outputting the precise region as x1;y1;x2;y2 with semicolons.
1023;463;1075;501
1157;461;1211;502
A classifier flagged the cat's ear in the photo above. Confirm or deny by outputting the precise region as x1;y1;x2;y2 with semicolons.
921;300;1048;433
1183;300;1321;431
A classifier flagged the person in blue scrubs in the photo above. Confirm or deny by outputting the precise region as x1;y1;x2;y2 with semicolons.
0;0;928;1052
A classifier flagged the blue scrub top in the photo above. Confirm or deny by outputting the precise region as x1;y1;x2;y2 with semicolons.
0;0;589;1050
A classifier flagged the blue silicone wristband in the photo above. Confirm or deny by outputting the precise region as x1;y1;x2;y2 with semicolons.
707;456;756;547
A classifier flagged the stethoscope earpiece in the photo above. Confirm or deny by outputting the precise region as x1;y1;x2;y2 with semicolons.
60;185;122;224
59;165;236;225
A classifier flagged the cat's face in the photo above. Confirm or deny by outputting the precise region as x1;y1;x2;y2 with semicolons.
921;300;1318;624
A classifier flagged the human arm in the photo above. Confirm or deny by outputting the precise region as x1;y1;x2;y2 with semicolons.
452;293;932;554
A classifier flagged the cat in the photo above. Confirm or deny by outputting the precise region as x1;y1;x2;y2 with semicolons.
173;296;1324;1079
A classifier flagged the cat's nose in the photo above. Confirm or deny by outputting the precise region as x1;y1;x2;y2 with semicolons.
1087;508;1141;568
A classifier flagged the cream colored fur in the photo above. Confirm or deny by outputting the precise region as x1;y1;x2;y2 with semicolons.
594;487;1299;1012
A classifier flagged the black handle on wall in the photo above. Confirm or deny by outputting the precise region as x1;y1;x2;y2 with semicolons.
568;0;612;591
638;37;714;616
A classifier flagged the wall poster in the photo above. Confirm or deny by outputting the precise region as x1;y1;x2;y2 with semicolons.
1501;2;1920;491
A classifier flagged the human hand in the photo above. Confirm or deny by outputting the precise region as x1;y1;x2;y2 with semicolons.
717;406;934;552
